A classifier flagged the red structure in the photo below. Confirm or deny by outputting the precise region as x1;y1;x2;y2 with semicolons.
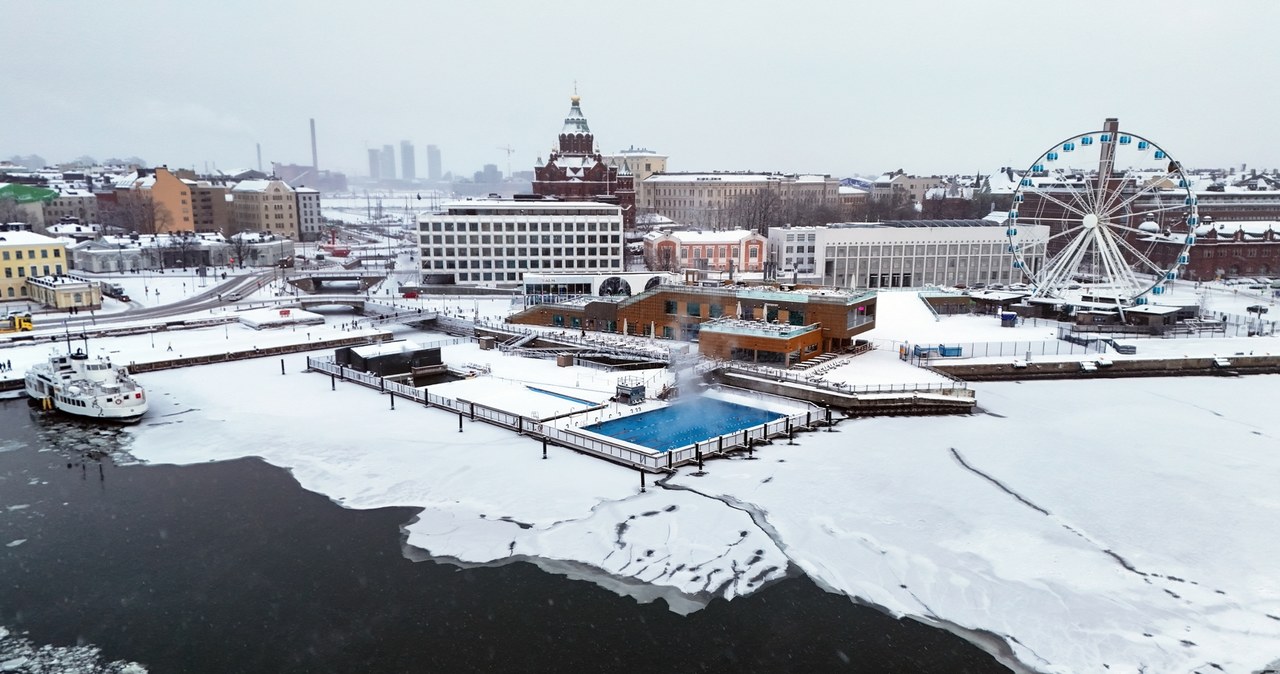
532;95;635;227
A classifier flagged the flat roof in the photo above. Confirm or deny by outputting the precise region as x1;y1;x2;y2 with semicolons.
699;318;820;339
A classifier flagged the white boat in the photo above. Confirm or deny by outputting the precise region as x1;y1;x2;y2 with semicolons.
24;348;148;423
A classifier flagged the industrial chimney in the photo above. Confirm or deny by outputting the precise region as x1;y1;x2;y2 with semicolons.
310;118;319;172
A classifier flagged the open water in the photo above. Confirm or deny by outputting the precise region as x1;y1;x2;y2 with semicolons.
0;399;1010;673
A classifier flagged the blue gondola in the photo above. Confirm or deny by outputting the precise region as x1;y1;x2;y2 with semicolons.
1020;178;1033;186
1006;228;1018;236
1184;196;1197;206
1081;136;1093;146
1166;271;1177;280
1155;150;1166;159
1032;164;1044;172
1007;245;1017;253
1100;134;1111;142
1063;142;1075;152
1014;193;1024;203
1118;135;1130;144
1012;260;1023;269
1152;285;1165;295
1178;179;1188;188
1008;210;1019;219
1046;151;1059;161
1178;253;1189;264
1137;141;1149;150
1135;296;1148;305
1187;215;1198;225
1185;234;1196;245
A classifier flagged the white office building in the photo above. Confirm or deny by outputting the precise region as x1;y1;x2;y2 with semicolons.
768;219;1049;289
418;198;625;285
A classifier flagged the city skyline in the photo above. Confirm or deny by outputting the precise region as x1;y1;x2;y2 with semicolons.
3;1;1278;180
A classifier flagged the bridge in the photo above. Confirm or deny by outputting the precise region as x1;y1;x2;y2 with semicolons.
286;269;388;294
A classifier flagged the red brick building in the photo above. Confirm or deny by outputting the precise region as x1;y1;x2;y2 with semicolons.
532;95;636;227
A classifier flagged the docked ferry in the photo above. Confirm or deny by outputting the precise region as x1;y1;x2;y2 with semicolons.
24;348;148;423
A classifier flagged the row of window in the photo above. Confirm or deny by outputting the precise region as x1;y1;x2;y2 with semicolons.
4;264;63;278
425;234;620;245
1;248;62;261
426;247;620;258
425;221;620;233
430;259;619;270
1203;247;1274;257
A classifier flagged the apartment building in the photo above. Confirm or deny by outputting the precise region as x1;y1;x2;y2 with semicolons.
0;231;67;301
230;179;299;238
640;172;840;228
295;187;322;241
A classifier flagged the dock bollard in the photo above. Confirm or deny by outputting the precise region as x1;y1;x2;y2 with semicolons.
330;374;335;391
458;412;463;433
389;393;395;410
640;471;646;493
542;437;548;460
280;358;286;375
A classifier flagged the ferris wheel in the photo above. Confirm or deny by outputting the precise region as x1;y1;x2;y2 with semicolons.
1006;119;1198;305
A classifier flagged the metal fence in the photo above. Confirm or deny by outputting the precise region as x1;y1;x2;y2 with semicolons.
306;355;821;472
722;362;971;396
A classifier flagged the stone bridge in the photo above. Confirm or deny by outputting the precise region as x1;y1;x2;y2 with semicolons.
287;270;387;294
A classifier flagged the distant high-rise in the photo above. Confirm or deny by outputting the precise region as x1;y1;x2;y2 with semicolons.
368;148;381;179
380;144;396;181
426;145;442;181
400;141;416;181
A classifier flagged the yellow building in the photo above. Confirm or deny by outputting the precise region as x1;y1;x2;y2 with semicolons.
0;231;68;302
26;273;103;311
112;167;194;234
230;179;298;239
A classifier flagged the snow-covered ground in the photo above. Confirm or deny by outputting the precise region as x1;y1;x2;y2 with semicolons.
5;281;1280;672
116;353;1280;673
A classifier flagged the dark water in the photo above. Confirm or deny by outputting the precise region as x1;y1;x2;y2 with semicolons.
0;399;1011;673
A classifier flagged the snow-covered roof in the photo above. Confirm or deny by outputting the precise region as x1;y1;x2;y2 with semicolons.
351;340;425;358
1194;221;1279;237
0;231;62;246
655;229;761;244
644;173;778;184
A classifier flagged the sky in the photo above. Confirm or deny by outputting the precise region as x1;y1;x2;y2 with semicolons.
4;1;1279;180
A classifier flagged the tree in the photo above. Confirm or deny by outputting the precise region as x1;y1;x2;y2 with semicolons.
229;233;254;269
102;194;171;235
167;231;200;269
728;190;784;235
0;198;36;225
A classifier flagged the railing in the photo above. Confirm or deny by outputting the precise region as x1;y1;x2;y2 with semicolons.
305;355;829;472
916;290;947;322
720;362;971;396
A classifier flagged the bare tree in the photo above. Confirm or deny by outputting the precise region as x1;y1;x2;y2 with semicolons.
102;193;171;235
0;198;36;225
728;190;784;234
167;231;200;269
228;233;254;269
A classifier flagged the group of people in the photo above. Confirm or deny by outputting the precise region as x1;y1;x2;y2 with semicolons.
0;359;13;372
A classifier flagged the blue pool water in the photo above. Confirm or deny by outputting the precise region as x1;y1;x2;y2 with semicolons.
584;397;784;453
527;386;596;406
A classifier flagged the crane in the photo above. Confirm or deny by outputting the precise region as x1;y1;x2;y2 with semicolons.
497;145;515;179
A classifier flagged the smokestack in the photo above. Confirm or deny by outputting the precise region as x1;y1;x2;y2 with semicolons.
256;143;263;172
310;118;319;172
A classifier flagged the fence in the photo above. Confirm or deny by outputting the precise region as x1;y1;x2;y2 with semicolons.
721;362;970;396
902;338;1104;365
305;355;824;472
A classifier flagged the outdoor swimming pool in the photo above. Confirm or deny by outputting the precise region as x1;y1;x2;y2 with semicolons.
583;397;784;453
526;386;597;406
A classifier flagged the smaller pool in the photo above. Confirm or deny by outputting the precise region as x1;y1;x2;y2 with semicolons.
527;386;596;406
583;397;783;453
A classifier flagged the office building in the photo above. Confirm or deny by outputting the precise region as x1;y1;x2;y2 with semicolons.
0;231;67;300
427;145;442;181
368;149;382;180
401;141;416;181
418;197;624;285
380;145;396;181
768;220;1050;289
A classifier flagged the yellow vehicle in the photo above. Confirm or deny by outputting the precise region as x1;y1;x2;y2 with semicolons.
2;313;33;333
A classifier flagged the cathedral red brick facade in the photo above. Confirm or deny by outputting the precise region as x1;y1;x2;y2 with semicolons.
532;95;635;227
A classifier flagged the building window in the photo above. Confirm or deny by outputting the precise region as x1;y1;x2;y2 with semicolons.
664;300;677;314
687;302;701;317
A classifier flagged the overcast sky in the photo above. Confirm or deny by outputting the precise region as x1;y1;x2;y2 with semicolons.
5;1;1277;179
